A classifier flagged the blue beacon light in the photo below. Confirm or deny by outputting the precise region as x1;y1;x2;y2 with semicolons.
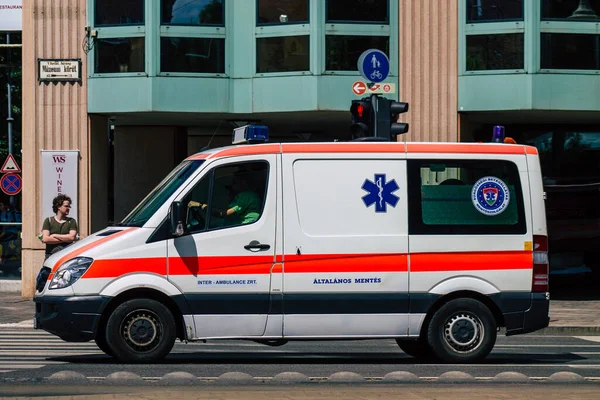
232;125;269;145
492;125;505;143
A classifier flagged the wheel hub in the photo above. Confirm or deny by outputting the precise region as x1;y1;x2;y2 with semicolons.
443;313;484;353
121;310;161;351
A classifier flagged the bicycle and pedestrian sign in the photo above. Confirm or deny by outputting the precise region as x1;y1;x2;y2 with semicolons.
357;49;390;83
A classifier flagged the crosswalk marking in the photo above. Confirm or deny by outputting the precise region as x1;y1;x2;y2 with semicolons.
0;327;101;373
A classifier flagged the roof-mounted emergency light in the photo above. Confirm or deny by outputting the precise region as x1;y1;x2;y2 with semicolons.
492;125;505;143
232;125;269;145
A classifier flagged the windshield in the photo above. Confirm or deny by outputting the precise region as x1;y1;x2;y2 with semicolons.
119;160;204;227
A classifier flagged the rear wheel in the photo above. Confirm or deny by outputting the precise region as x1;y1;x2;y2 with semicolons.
105;298;176;363
427;298;496;363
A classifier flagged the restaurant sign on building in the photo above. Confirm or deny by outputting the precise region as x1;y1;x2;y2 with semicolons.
0;0;21;31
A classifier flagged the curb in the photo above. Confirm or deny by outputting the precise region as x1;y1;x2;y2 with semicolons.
0;280;20;293
0;371;598;385
535;326;600;335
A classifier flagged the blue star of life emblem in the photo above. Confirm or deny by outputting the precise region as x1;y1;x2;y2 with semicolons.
361;174;400;213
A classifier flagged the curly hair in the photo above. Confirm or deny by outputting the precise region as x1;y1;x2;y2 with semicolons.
52;194;72;214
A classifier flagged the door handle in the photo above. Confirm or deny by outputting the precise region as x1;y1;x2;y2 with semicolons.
244;240;271;252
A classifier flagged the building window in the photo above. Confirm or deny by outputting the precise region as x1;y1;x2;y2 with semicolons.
466;0;523;23
95;38;145;73
161;0;225;26
257;0;309;24
95;0;144;26
466;34;524;70
326;0;388;23
541;33;600;69
256;35;310;73
326;35;389;71
542;0;600;20
161;37;225;73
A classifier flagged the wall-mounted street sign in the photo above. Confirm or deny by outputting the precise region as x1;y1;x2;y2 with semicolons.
38;59;82;82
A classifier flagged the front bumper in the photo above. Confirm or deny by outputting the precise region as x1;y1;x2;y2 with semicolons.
34;295;111;342
504;292;550;336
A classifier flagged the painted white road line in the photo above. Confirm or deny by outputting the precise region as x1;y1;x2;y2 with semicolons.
0;365;46;369
495;344;600;348
575;336;600;343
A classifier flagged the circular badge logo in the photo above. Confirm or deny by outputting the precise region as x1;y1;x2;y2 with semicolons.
471;176;510;216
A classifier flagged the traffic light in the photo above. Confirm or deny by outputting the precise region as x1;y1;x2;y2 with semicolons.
349;95;409;141
350;97;373;139
375;97;409;140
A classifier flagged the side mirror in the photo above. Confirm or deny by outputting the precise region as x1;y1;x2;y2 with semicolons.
169;201;185;237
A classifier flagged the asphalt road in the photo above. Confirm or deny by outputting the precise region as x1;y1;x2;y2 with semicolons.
2;328;600;383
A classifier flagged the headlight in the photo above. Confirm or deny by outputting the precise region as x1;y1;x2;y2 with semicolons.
49;257;94;290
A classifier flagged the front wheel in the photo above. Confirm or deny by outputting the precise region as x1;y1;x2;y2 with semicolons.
427;298;496;363
95;330;114;357
105;299;176;363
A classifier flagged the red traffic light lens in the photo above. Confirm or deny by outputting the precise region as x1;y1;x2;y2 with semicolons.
357;104;364;117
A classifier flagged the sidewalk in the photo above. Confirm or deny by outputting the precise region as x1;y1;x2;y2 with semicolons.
0;292;599;333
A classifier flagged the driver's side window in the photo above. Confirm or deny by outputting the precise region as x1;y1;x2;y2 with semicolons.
182;160;269;234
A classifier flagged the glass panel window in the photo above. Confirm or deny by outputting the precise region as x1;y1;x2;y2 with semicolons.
326;35;389;71
256;35;310;73
542;0;600;20
257;0;308;24
161;0;225;26
326;0;388;23
95;38;145;73
95;0;144;26
466;0;523;22
523;131;600;183
466;34;524;71
541;33;600;69
184;161;269;233
407;160;526;235
161;37;225;73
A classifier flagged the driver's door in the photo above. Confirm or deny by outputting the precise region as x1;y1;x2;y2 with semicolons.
166;155;277;339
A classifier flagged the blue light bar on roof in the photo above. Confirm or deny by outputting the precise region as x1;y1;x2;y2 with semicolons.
232;125;269;145
492;125;505;143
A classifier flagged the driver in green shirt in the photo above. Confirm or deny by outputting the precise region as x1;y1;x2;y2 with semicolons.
188;170;262;227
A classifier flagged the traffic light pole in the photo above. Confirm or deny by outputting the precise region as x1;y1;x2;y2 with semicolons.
370;94;378;138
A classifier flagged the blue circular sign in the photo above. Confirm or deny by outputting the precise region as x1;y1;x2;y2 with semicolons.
357;49;390;83
471;176;510;216
1;173;22;196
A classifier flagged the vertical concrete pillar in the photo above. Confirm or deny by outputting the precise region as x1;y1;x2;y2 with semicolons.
398;0;459;143
21;0;89;297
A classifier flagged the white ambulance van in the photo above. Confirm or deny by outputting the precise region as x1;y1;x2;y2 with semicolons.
34;128;550;364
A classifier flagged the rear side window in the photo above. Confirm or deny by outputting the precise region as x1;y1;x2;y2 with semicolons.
408;159;526;235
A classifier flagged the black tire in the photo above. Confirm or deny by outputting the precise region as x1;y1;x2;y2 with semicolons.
396;339;433;360
95;329;114;357
105;299;176;363
427;298;496;363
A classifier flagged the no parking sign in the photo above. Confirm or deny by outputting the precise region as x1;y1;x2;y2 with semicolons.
0;172;22;195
